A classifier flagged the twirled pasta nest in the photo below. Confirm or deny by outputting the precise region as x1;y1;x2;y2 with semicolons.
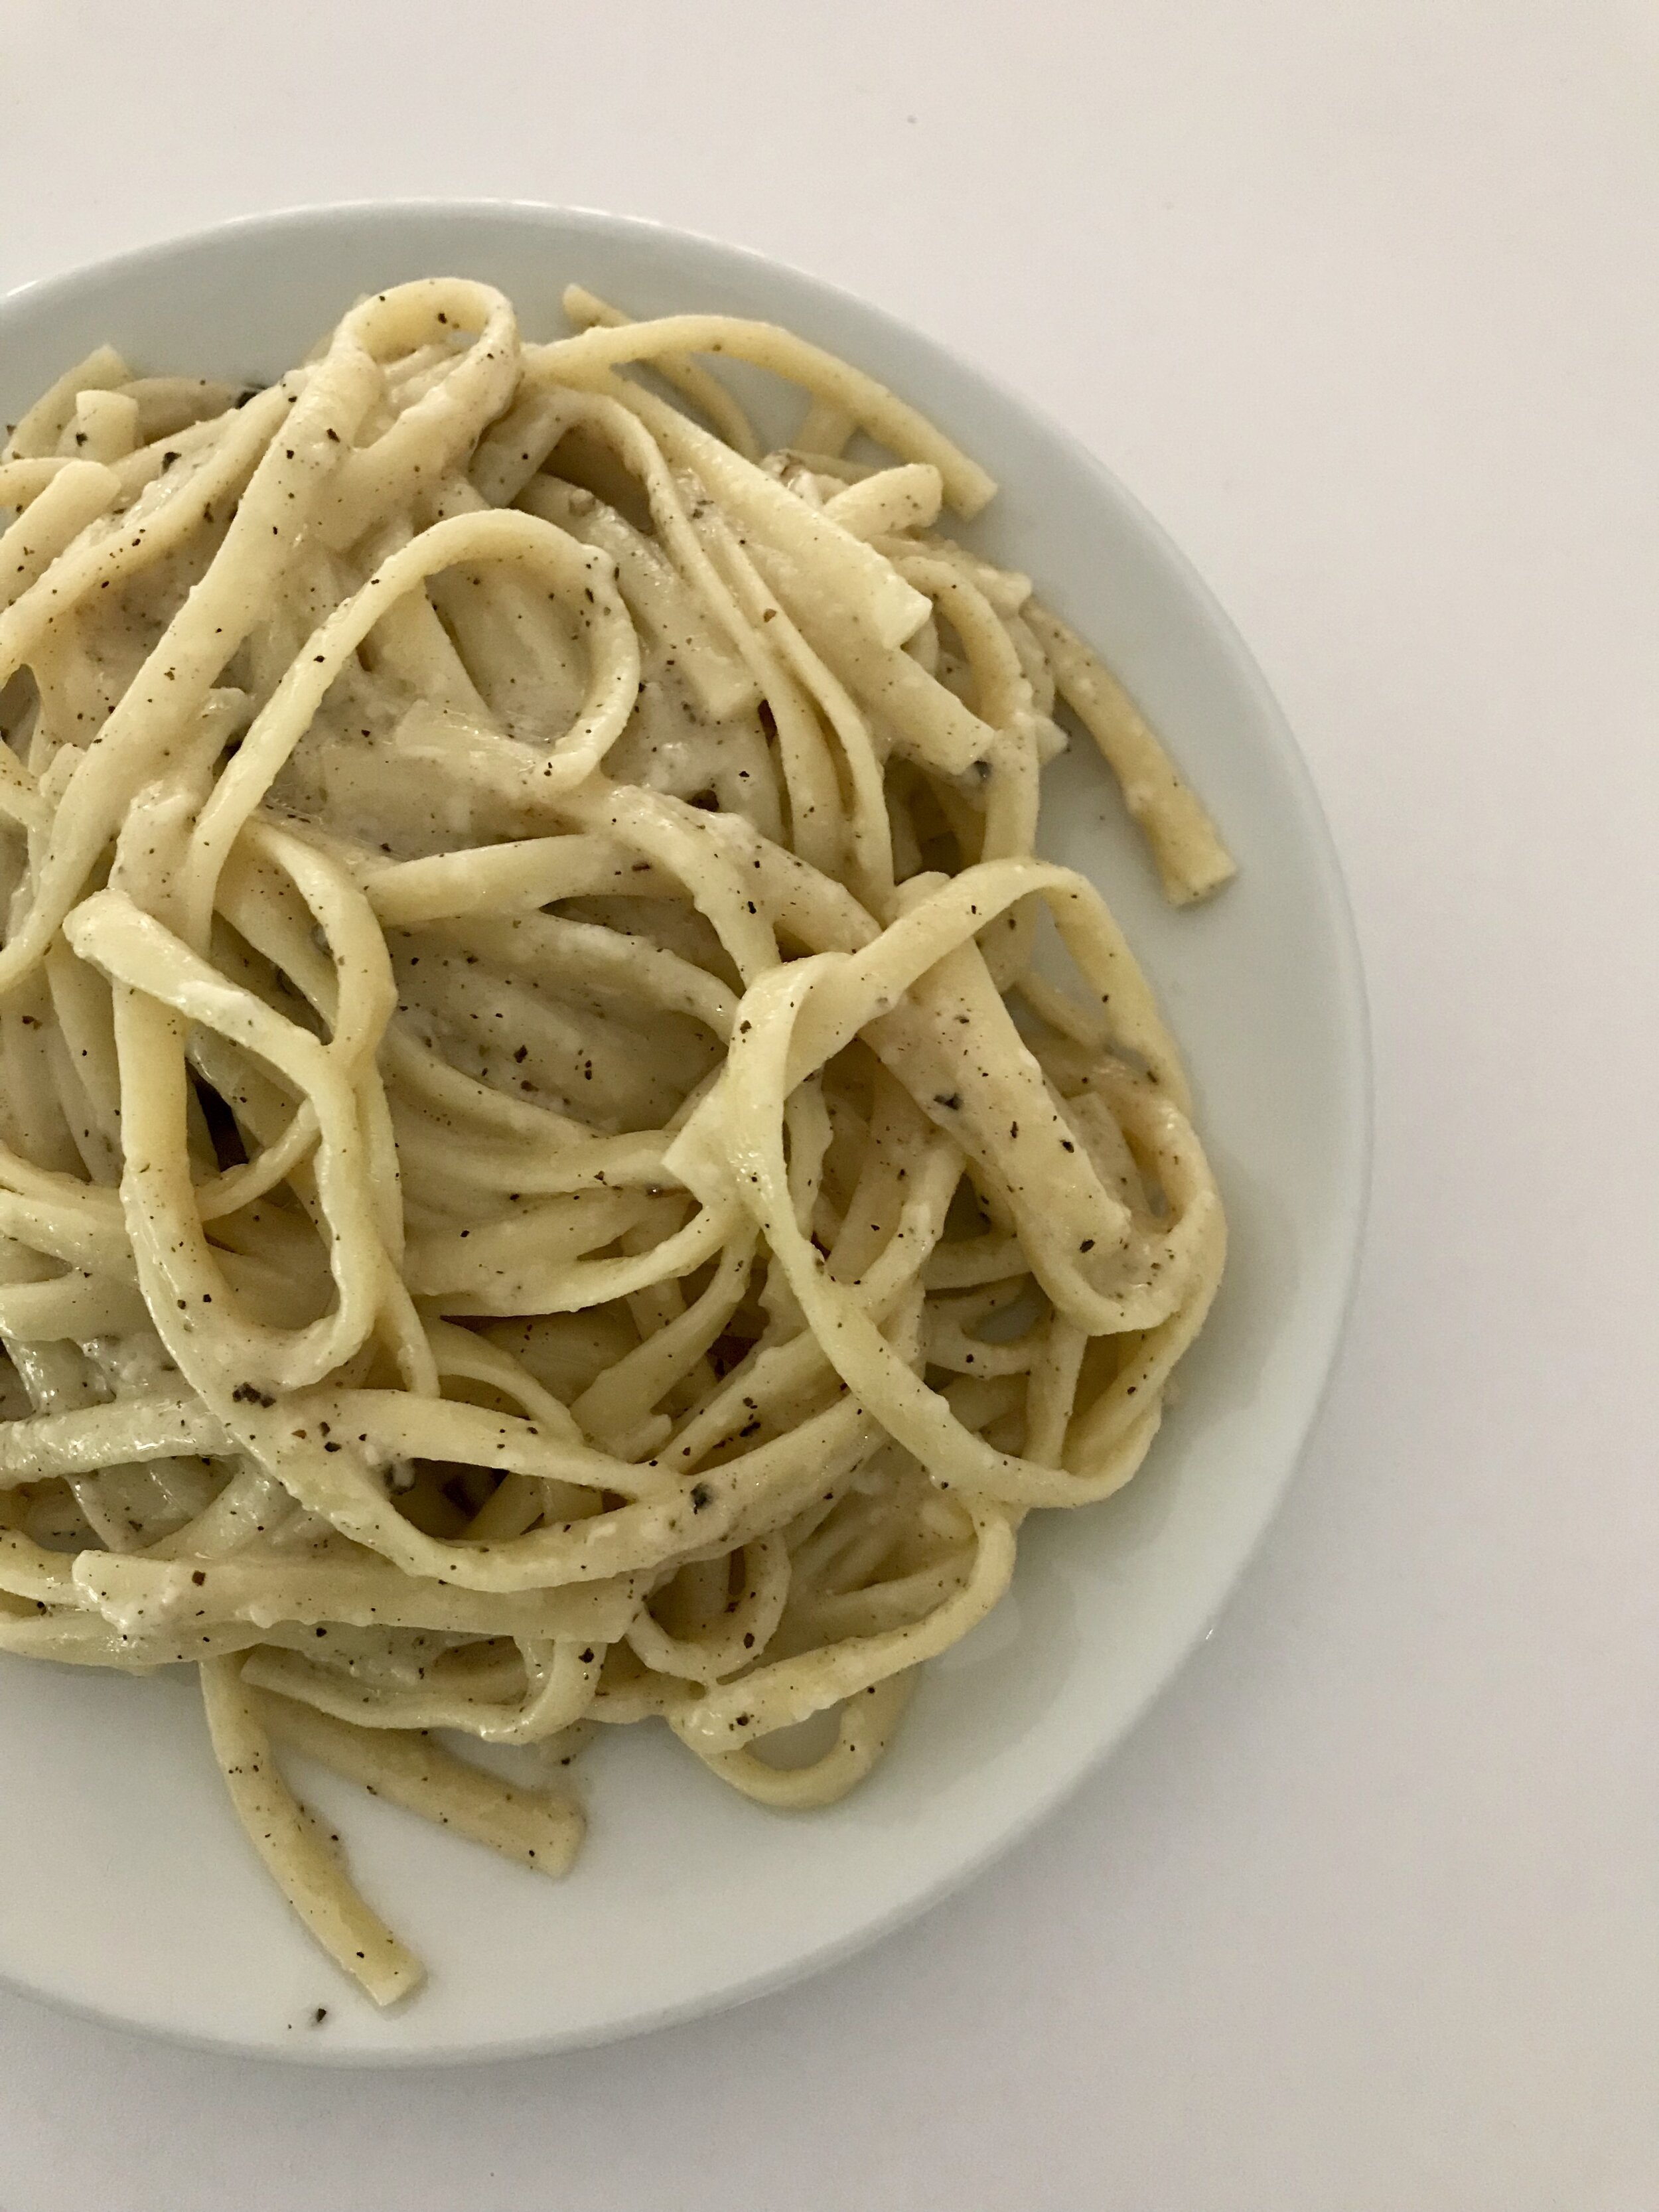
0;279;1232;2002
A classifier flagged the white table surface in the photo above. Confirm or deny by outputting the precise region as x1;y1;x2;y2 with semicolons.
2;3;1656;2205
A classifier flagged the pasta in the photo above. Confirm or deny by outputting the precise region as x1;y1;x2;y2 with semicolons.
0;277;1233;2004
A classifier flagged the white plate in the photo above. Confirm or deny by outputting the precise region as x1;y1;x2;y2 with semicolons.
0;203;1368;2062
